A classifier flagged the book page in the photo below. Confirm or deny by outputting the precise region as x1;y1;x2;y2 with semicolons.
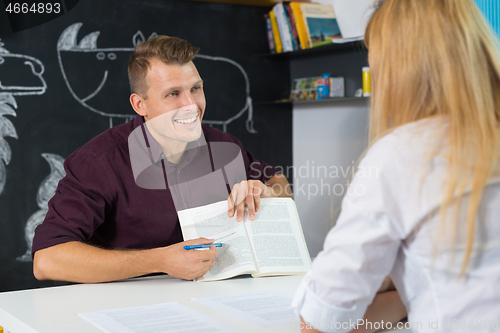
244;198;311;276
191;289;298;328
78;302;239;333
177;201;257;282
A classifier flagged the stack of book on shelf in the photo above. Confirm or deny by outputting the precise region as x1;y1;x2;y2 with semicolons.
264;2;342;54
289;76;345;101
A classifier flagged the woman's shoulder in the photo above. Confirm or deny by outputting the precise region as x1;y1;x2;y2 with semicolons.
363;117;447;170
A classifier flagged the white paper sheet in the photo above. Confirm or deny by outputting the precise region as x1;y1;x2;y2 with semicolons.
78;302;240;333
331;36;364;44
332;0;377;38
192;290;298;328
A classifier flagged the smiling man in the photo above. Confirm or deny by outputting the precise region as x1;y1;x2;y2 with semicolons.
31;36;291;283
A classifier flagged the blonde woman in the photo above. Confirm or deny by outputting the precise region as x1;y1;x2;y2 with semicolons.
292;0;500;332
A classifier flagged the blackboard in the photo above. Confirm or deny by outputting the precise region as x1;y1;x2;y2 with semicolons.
0;0;291;292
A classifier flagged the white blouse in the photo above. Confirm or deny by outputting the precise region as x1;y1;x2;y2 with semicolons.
292;118;500;333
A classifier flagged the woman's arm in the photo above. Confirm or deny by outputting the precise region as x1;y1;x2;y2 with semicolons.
349;290;407;333
301;289;407;333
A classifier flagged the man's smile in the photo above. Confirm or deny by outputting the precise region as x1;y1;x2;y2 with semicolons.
174;115;198;124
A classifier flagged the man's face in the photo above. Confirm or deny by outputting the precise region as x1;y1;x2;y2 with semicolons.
142;59;206;145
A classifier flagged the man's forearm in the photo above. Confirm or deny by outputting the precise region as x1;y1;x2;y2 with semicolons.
33;241;160;283
266;174;293;198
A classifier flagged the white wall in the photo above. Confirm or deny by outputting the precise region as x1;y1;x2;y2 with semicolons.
293;100;369;257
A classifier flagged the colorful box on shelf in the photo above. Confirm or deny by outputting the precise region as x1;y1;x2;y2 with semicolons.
290;76;344;101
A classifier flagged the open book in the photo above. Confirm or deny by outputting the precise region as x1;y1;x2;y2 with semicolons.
178;198;311;282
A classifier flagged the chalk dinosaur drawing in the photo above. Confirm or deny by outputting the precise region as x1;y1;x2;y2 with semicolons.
0;40;58;262
0;40;47;96
57;23;256;132
17;153;66;262
0;39;47;195
0;93;17;195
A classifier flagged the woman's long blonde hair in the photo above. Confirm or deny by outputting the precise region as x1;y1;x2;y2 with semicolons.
365;0;500;275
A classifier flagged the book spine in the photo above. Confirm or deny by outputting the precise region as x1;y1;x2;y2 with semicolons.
273;3;293;52
269;10;283;54
284;4;300;50
264;14;276;54
299;3;313;48
290;2;309;50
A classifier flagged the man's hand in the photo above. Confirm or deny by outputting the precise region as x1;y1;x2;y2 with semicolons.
228;174;292;222
33;238;219;283
160;238;218;280
228;180;272;221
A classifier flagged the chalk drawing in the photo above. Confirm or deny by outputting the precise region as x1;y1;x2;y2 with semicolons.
0;40;53;262
0;93;17;195
0;40;47;195
195;54;255;133
17;153;66;262
0;40;47;96
57;23;255;132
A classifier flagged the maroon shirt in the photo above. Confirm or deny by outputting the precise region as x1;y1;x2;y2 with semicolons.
32;116;279;257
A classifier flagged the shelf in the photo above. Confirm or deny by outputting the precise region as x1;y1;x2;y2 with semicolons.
254;97;369;106
257;40;366;59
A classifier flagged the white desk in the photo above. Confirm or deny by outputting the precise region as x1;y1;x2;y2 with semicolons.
0;275;412;333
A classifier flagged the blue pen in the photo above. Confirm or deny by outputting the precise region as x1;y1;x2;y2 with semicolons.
183;243;223;250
